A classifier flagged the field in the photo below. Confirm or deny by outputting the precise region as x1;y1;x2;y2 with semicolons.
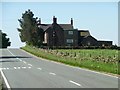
22;45;119;75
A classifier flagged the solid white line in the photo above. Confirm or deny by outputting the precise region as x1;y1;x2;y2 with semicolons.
7;49;15;56
17;58;22;61
7;49;24;63
19;59;22;61
37;68;42;70
49;72;56;75
1;70;11;89
69;80;82;87
28;64;32;66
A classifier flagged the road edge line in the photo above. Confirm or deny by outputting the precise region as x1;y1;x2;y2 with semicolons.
69;80;82;87
1;70;11;89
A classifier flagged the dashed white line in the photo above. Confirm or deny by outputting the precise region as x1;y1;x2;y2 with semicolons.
18;67;21;69
28;64;32;66
14;67;17;69
22;67;26;69
69;80;82;87
3;68;6;70
28;67;31;69
49;72;56;75
6;68;9;70
2;67;32;70
37;68;42;70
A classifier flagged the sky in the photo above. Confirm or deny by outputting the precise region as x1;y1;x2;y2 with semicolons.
0;1;119;48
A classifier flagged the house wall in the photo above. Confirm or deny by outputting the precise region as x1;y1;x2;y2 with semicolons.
45;24;64;47
78;31;90;46
64;29;78;46
81;36;98;46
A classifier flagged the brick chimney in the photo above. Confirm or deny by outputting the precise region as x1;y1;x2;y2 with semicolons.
71;18;73;25
53;16;57;24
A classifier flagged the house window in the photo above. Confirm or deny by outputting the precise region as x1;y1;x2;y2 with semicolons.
102;44;105;47
68;31;73;35
87;41;90;46
66;39;73;43
44;32;47;43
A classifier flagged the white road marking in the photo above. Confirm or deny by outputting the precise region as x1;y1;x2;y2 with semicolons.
6;68;9;70
19;59;22;61
37;68;42;70
14;67;17;69
7;49;24;64
18;67;21;69
28;67;31;69
17;58;22;62
22;67;26;69
7;49;15;56
69;80;82;87
3;68;6;70
28;64;32;66
1;70;11;89
23;61;27;64
49;72;56;75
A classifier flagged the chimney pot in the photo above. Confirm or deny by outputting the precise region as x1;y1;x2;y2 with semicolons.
71;18;73;25
53;16;57;23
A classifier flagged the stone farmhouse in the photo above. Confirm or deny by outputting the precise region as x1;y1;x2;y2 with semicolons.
37;16;112;47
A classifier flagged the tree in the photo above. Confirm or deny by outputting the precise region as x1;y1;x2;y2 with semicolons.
0;30;11;48
17;9;44;47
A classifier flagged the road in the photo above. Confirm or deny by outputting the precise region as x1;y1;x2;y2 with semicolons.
0;49;118;88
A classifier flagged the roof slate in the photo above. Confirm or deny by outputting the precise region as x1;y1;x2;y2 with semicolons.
38;24;73;31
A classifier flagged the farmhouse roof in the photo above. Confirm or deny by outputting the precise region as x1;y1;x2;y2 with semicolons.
83;35;98;41
38;24;73;31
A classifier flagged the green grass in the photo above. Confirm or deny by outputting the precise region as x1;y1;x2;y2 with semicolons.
21;45;119;75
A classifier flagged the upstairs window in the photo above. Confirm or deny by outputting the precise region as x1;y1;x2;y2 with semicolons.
68;31;73;35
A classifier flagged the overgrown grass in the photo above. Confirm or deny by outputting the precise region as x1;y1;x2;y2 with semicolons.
21;45;119;75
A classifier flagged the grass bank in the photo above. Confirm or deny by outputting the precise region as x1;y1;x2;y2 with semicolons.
21;45;119;75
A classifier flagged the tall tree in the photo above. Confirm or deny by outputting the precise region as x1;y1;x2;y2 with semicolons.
17;9;44;46
0;30;11;48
